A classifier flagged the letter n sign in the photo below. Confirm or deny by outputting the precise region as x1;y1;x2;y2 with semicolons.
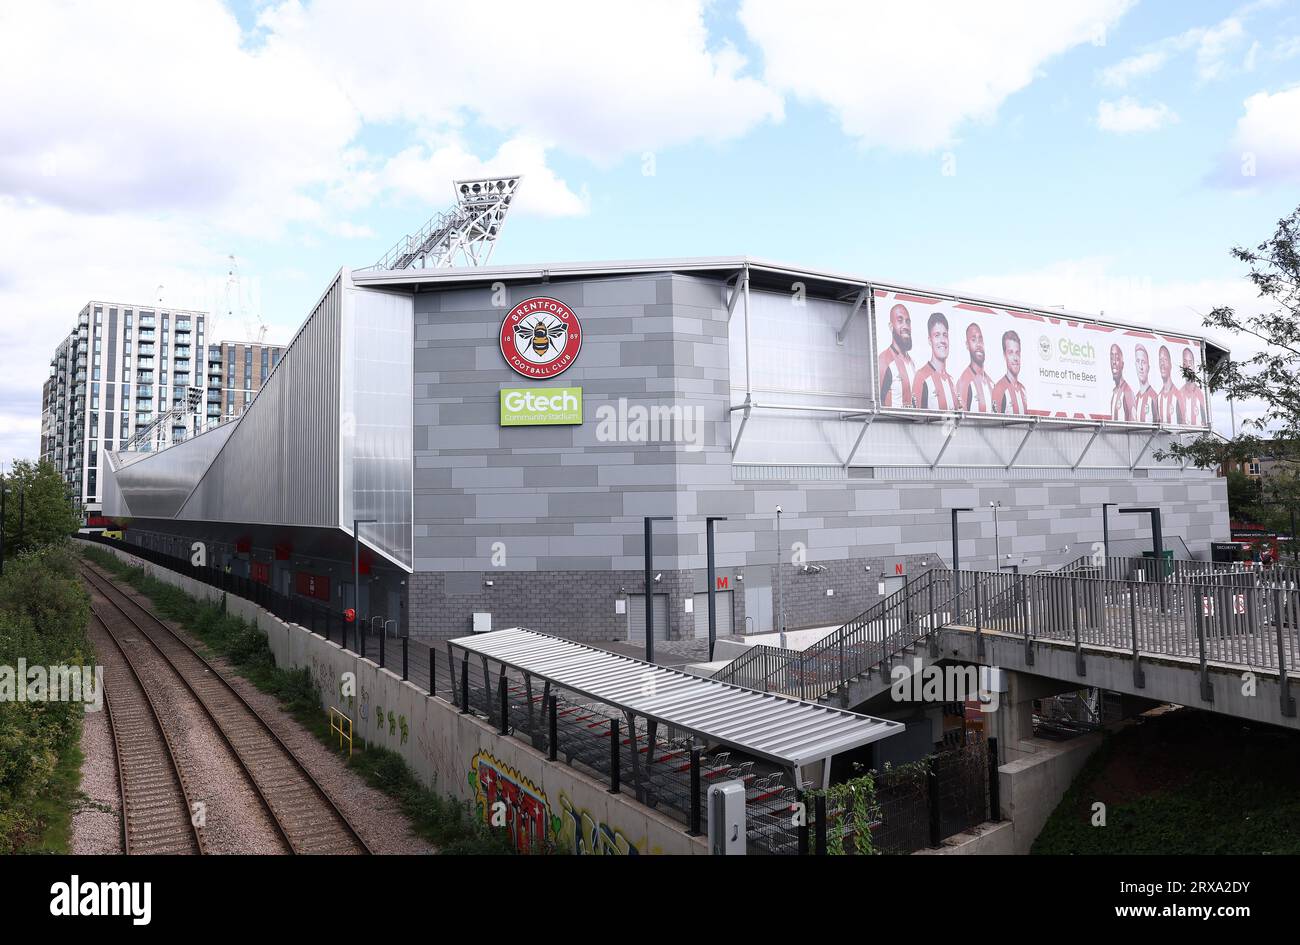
716;576;729;590
894;563;905;575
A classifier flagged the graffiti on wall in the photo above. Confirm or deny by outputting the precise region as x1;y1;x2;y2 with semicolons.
556;792;643;856
467;751;654;855
469;751;550;853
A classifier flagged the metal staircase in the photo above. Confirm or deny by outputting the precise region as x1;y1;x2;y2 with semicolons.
714;569;967;705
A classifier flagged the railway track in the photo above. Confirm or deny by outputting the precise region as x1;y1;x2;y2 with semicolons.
82;562;372;855
93;609;207;855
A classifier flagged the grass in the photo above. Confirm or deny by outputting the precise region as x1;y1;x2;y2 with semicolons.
81;546;515;855
1033;708;1300;854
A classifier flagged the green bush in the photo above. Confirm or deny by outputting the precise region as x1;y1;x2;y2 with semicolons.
0;541;91;852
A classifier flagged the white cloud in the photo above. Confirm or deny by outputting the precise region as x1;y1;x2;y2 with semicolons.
1218;84;1300;186
738;0;1133;151
1096;97;1178;133
0;0;359;233
1099;50;1169;88
1194;16;1247;81
1097;6;1261;91
258;0;783;162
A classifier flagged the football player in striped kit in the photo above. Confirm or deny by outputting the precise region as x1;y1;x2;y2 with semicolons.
1157;345;1181;423
878;303;916;408
1133;343;1158;423
956;322;993;412
992;330;1028;415
1109;343;1136;421
1180;346;1207;426
911;311;958;409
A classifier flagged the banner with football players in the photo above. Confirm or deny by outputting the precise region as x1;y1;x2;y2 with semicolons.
874;289;1210;429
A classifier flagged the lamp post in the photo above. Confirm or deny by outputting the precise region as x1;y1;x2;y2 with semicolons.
643;516;672;663
353;517;378;653
0;476;7;578
1101;502;1118;571
1120;506;1167;610
990;500;1002;570
951;507;974;599
776;506;785;646
1119;507;1164;562
706;516;727;662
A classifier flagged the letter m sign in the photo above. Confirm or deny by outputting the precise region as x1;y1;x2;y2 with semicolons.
716;576;729;590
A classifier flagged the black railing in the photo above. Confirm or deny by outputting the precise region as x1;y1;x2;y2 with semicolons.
713;569;961;702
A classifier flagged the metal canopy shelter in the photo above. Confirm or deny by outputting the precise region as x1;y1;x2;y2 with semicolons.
447;627;902;786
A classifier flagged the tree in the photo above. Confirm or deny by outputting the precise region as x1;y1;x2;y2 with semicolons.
1225;468;1262;522
1;460;80;555
1159;204;1300;475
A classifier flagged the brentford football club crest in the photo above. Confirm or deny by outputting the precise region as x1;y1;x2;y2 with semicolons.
499;297;582;379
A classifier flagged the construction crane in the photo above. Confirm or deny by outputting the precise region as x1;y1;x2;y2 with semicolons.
225;255;267;343
370;176;521;271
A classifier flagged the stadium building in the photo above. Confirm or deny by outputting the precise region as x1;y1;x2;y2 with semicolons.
101;256;1230;644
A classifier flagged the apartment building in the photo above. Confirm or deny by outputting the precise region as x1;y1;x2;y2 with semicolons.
41;302;208;514
205;341;285;425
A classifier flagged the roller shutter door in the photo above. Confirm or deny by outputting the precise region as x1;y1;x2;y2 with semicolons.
692;590;734;639
626;593;670;644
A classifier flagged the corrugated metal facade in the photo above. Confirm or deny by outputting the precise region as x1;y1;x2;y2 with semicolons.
105;421;237;518
182;275;343;526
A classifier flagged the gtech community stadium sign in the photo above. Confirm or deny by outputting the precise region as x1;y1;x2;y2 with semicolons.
874;289;1210;427
500;297;583;379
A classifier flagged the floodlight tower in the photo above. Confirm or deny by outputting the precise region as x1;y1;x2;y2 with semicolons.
371;176;521;271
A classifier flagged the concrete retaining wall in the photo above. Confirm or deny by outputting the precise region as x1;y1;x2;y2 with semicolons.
77;540;707;855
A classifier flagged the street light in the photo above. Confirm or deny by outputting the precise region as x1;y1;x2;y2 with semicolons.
643;516;672;663
951;507;974;598
1101;502;1119;568
775;506;786;647
989;500;1003;570
0;476;7;577
1119;507;1164;562
705;516;727;662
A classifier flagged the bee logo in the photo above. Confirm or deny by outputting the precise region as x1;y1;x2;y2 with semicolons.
515;317;568;358
499;297;583;379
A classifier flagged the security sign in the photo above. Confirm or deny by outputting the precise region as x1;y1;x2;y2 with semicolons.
500;297;582;379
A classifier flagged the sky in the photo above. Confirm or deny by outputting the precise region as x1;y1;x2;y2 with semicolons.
2;0;1299;463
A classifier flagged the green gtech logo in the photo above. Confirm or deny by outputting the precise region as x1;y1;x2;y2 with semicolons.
500;387;583;426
